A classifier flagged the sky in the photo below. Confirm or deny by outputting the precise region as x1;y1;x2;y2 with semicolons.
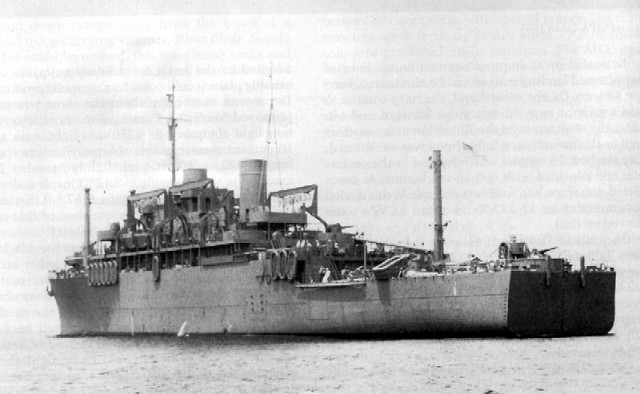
1;2;639;334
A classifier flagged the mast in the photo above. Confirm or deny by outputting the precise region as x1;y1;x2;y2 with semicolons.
260;63;282;201
167;84;177;186
432;150;444;261
83;187;91;267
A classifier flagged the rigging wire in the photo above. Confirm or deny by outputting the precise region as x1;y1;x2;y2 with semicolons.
270;62;283;191
484;246;499;261
259;15;283;201
259;61;283;203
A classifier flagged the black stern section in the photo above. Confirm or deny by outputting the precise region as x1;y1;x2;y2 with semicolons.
506;270;616;337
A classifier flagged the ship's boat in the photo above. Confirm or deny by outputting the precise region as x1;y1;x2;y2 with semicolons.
47;92;615;338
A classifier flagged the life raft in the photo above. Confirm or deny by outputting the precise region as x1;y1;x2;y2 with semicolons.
262;252;272;284
287;250;297;281
270;251;280;280
152;255;161;282
109;261;118;285
87;263;93;286
100;262;107;286
278;250;288;280
86;261;118;286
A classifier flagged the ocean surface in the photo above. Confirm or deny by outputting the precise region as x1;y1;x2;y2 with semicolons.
2;308;639;394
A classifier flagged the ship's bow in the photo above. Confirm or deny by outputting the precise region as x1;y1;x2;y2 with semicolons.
50;275;119;336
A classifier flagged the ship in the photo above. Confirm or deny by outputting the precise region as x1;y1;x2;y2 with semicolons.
48;91;615;338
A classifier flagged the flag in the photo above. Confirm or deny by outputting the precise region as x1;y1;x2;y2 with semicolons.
167;93;173;103
168;125;174;141
462;142;487;161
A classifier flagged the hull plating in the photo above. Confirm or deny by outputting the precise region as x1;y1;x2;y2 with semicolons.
50;260;615;337
507;270;616;336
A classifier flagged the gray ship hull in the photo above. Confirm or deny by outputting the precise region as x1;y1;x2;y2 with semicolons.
49;259;615;337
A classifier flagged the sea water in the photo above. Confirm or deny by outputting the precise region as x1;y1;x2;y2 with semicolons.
1;331;638;392
1;300;638;393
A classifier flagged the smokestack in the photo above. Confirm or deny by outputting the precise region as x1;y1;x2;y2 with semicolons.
239;159;267;222
432;151;444;261
83;188;91;267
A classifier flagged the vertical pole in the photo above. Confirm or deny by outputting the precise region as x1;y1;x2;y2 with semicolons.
170;84;176;186
363;241;367;279
432;150;444;262
127;190;136;231
171;134;175;185
83;188;91;267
